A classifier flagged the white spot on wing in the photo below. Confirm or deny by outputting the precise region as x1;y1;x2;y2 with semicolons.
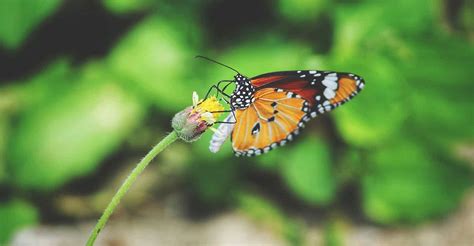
324;89;336;99
322;78;338;90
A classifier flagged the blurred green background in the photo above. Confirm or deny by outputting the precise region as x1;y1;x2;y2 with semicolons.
0;0;473;245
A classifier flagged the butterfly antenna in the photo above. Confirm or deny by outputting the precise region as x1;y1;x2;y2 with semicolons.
195;55;240;74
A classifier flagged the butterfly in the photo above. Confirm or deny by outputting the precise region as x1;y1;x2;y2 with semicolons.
199;57;365;157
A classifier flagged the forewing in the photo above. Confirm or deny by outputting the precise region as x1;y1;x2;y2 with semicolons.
251;70;365;117
231;88;310;157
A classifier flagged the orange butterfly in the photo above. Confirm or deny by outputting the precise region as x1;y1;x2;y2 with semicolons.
201;57;365;157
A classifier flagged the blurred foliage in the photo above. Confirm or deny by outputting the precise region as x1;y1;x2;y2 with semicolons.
460;1;474;35
324;216;346;246
362;138;472;223
103;0;155;14
237;192;303;245
187;158;239;207
0;200;38;244
332;56;407;147
0;0;63;49
0;0;473;244
106;14;201;112
280;136;336;205
7;62;147;190
0;117;8;182
278;0;329;23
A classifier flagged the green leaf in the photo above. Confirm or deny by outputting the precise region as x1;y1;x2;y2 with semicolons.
0;200;38;244
8;62;146;190
281;136;336;205
0;0;63;50
107;15;201;112
362;138;473;224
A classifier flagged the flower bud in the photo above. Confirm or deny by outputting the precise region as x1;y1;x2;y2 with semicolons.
172;92;224;142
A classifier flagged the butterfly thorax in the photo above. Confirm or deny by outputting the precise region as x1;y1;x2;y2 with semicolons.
230;74;256;109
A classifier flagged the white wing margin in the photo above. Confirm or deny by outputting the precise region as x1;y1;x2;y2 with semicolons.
209;113;235;153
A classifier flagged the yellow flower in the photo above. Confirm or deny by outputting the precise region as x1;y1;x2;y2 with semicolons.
191;91;224;124
172;92;224;142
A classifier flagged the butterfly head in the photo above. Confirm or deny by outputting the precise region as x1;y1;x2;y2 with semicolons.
231;74;256;109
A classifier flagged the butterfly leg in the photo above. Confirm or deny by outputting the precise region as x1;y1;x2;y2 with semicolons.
216;88;232;99
212;97;237;124
204;80;234;100
199;75;236;123
216;98;237;124
203;85;218;100
217;80;234;92
211;109;237;124
214;119;236;124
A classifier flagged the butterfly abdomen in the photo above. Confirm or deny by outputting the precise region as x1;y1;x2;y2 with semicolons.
209;114;236;153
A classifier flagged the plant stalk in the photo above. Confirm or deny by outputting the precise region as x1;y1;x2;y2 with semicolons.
86;131;178;246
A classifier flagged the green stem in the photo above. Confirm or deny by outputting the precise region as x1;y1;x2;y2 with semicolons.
86;131;178;246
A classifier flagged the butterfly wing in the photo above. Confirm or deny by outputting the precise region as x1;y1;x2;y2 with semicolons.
231;88;310;157
230;70;365;156
251;70;365;116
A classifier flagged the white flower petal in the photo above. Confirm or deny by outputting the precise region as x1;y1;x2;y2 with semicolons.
201;112;215;124
192;91;199;106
